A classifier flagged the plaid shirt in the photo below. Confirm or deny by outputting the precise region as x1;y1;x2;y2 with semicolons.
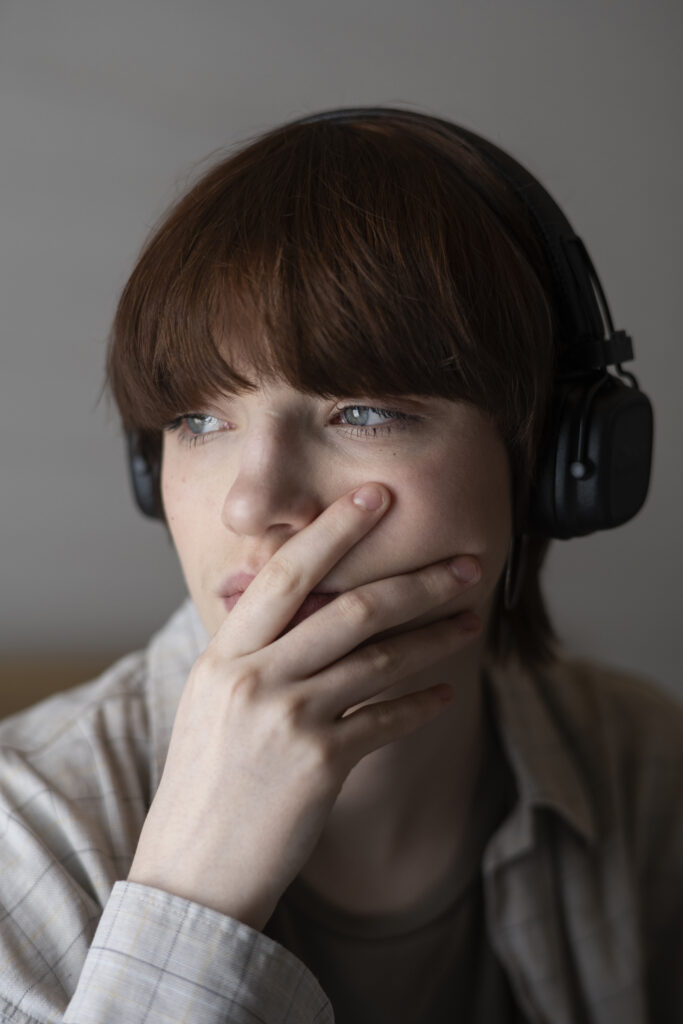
0;597;680;1023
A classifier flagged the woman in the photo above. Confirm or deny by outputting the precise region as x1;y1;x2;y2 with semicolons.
0;107;679;1024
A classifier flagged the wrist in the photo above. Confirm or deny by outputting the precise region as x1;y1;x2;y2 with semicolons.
126;863;272;931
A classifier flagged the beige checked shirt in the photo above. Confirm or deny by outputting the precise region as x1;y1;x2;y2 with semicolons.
0;597;681;1023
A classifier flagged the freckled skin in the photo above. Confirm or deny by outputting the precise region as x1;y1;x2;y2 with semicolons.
161;383;512;648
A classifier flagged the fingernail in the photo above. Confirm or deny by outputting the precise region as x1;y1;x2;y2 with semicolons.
449;556;480;583
352;485;385;511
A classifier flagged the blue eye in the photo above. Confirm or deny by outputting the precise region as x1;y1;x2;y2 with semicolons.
184;414;220;435
164;404;417;447
333;405;414;436
163;414;222;447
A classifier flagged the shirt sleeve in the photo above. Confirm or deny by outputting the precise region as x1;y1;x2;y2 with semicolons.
62;883;334;1024
0;662;334;1024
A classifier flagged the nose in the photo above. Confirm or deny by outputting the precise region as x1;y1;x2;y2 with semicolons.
220;426;323;537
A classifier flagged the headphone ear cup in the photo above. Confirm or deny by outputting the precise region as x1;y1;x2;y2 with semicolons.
528;376;653;539
126;431;163;520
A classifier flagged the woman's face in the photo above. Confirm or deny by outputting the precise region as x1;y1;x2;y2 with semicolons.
161;379;513;644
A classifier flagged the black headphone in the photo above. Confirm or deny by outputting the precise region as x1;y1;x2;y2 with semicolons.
127;106;653;540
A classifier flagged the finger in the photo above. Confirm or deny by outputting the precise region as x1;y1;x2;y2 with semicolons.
328;674;467;766
212;484;390;658
267;554;480;681
295;610;482;722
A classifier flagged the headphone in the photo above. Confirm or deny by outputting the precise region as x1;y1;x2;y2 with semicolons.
127;106;653;540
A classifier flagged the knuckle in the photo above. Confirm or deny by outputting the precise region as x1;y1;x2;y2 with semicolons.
373;701;395;730
193;646;218;677
335;590;376;626
279;696;337;762
229;668;262;700
261;557;301;596
365;642;394;673
282;689;311;726
192;646;224;686
420;564;455;600
314;729;338;764
303;729;340;775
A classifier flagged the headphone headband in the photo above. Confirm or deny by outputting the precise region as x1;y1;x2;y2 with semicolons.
126;106;653;539
289;106;631;374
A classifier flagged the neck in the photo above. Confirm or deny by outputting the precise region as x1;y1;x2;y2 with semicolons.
299;633;489;906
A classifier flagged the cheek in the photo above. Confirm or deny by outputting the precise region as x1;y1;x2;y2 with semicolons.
440;448;511;546
160;456;183;530
160;454;206;560
383;443;512;584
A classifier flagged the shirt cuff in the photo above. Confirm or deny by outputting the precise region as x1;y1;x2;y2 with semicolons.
63;881;332;1024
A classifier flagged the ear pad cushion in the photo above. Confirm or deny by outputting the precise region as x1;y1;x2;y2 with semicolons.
127;431;163;520
528;376;653;539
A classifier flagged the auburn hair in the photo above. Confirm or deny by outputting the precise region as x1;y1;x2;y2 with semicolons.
104;107;560;668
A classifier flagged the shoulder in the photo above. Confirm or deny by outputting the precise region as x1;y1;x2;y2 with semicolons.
0;648;153;880
538;656;683;866
0;650;154;1021
0;647;150;757
524;659;683;1020
491;651;683;789
542;663;683;1016
491;651;683;853
0;600;207;1022
0;595;207;824
540;655;683;764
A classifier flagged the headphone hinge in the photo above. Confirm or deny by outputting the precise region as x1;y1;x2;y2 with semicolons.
559;330;634;373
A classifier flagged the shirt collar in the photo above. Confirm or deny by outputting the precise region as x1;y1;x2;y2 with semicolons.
483;654;599;864
144;597;598;856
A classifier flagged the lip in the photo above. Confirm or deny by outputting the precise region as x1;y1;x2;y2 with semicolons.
218;569;340;599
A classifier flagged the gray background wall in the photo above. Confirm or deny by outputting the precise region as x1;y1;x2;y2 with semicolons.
1;0;681;697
